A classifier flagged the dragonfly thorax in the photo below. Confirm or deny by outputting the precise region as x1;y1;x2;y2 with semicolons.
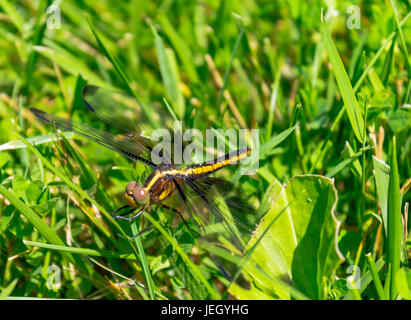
125;181;150;208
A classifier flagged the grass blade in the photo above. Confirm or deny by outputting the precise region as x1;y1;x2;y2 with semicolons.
0;132;74;151
23;240;139;260
353;12;411;92
142;212;220;299
157;11;199;84
217;24;245;117
0;185;67;247
259;125;296;159
0;0;24;32
322;19;364;143
365;253;386;300
85;13;134;96
0;279;19;300
326;149;365;178
266;62;282;141
373;156;391;236
33;45;107;87
387;136;402;299
389;0;411;75
131;222;156;300
151;25;185;118
0;185;96;278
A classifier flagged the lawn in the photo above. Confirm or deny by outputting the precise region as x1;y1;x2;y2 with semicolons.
0;0;410;300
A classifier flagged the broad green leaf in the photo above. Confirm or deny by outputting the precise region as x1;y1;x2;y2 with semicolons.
396;268;411;299
388;109;411;132
229;284;276;300
231;175;344;299
150;255;170;275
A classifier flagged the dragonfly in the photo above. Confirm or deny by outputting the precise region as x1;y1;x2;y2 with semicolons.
30;85;256;282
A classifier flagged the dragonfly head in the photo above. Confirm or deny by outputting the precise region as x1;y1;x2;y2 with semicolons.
125;181;149;208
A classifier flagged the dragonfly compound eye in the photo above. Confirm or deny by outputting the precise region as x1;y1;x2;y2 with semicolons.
126;181;137;195
125;181;149;207
133;186;149;205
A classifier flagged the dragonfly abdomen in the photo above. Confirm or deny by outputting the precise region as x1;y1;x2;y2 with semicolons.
182;146;251;177
143;146;250;203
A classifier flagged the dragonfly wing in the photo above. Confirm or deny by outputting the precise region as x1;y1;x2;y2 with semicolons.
30;107;156;167
165;175;257;283
82;85;176;165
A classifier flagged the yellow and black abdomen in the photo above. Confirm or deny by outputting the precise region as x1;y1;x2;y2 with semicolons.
182;146;251;177
141;147;251;204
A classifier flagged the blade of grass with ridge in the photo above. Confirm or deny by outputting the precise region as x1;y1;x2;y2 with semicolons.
151;25;185;119
20;134;159;298
322;19;364;143
85;13;133;96
309;12;411;174
387;136;401;299
0;184;98;280
18;135;145;260
23;240;139;260
157;10;199;84
142;211;220;299
131;221;156;300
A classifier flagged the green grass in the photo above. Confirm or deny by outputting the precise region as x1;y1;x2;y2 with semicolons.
0;1;410;300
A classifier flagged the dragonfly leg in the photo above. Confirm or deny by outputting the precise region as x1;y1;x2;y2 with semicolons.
158;203;179;214
111;208;143;221
128;220;152;241
111;204;130;215
159;203;196;237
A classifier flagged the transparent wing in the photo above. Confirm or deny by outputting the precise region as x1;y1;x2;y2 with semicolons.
82;85;178;164
82;85;166;133
166;175;258;284
30;107;156;168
